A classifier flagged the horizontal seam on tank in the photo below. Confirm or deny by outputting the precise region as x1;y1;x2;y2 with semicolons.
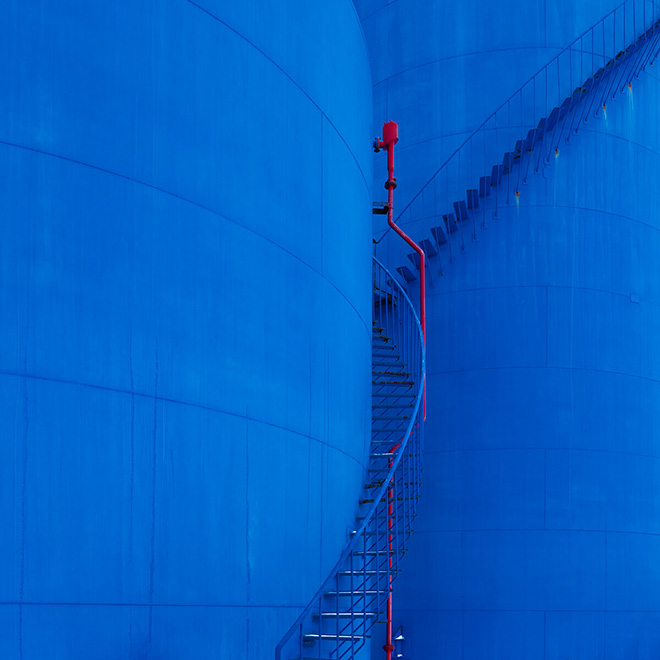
373;46;647;86
412;529;660;538
387;608;660;613
0;369;367;469
0;139;371;340
184;0;370;189
427;284;659;304
0;601;311;609
372;45;590;86
424;447;660;460
359;0;401;23
397;123;660;156
393;202;660;234
575;126;660;158
643;66;660;82
498;203;660;231
428;365;660;387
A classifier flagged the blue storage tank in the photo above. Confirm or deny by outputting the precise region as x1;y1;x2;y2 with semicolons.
0;2;372;657
356;0;660;657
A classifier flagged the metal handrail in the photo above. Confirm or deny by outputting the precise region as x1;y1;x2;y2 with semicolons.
390;0;660;241
275;256;426;660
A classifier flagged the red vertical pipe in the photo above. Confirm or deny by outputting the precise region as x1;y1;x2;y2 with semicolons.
384;442;400;660
375;121;426;416
375;122;426;660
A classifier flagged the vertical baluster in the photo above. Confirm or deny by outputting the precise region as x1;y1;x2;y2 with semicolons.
592;24;595;79
482;126;488;227
535;71;547;172
444;168;453;263
596;12;614;116
523;81;535;183
494;111;500;217
470;136;477;240
584;26;606;122
374;478;382;619
333;575;339;659
632;18;651;77
555;50;572;153
506;100;511;204
299;621;303;660
626;29;645;84
637;6;660;73
349;545;355;656
548;57;560;162
515;89;524;197
457;150;466;251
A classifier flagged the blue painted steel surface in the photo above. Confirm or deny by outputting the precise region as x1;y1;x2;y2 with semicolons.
356;0;660;657
0;2;372;657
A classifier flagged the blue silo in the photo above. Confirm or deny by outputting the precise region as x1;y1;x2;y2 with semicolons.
0;2;372;658
356;0;660;657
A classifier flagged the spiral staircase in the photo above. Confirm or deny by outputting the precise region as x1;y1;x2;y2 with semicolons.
276;1;660;658
275;258;426;660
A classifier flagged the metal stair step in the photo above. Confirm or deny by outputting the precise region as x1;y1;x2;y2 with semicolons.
443;212;458;233
314;612;377;618
453;199;468;221
325;590;385;597
420;237;437;257
360;495;417;504
479;175;491;197
372;403;414;408
430;224;448;245
372;392;416;398
303;633;369;642
338;570;400;576
397;265;416;282
350;552;401;561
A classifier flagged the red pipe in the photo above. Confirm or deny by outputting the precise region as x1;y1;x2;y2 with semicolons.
384;442;400;660
375;121;426;418
375;122;427;660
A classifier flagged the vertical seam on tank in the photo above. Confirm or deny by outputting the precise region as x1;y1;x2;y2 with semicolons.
147;343;159;647
543;449;547;530
546;285;549;368
17;243;31;660
18;378;27;660
604;532;609;629
386;78;390;120
128;321;135;657
321;115;324;275
245;420;251;659
543;610;547;657
320;443;326;580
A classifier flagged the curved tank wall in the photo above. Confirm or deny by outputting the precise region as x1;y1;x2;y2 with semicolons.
355;0;660;657
0;2;372;658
